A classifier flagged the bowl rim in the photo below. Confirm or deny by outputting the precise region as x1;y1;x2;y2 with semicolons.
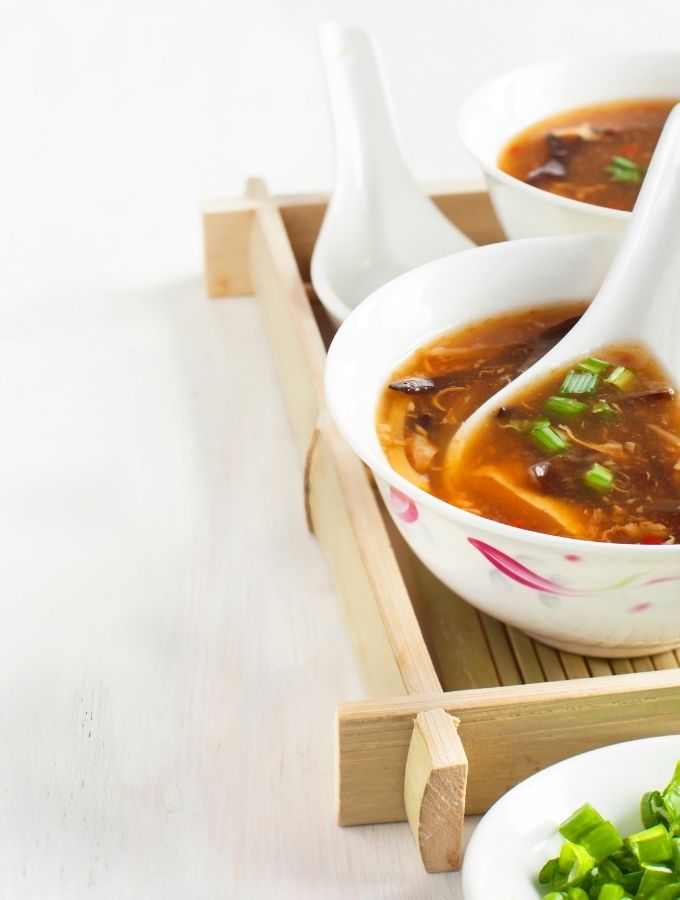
325;236;680;557
457;48;680;221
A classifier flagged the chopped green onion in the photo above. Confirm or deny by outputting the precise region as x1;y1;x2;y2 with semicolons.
662;762;680;832
592;399;621;422
652;884;680;900
627;823;673;865
558;842;595;886
620;869;643;893
604;155;645;183
559;803;605;843
576;357;610;375
598;857;624;881
642;790;668;829
672;836;680;869
559;370;599;394
580;821;623;862
584;463;614;493
565;888;589;900
604;366;636;391
569;890;591;900
543;396;589;419
543;893;567;900
635;864;674;897
540;859;558;884
530;423;569;453
596;884;626;900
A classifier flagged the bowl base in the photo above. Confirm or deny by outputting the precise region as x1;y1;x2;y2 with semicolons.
523;631;680;659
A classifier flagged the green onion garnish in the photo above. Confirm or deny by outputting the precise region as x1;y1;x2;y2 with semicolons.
530;422;569;453
580;820;623;862
539;859;558;884
563;888;589;900
543;396;588;419
642;790;668;829
593;399;621;422
597;885;626;900
628;823;673;865
576;357;610;375
635;864;675;896
604;155;645;183
558;842;594;886
605;366;636;391
560;803;605;842
584;463;614;493
559;370;599;395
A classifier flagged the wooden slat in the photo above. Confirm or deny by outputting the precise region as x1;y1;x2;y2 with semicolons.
587;658;613;678
559;652;591;679
611;658;635;675
653;651;680;670
534;642;566;682
633;657;655;673
337;671;680;825
507;627;545;684
479;615;522;686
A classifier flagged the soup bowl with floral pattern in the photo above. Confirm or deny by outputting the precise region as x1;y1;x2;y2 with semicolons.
458;51;680;239
325;235;680;657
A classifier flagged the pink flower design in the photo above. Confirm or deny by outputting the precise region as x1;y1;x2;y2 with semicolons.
565;554;581;562
468;538;579;595
388;487;418;523
629;602;652;614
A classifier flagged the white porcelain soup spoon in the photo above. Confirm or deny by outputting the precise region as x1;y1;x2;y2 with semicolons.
451;102;680;467
311;23;473;325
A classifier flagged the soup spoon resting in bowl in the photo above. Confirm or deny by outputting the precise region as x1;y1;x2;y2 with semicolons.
311;23;473;326
448;102;680;501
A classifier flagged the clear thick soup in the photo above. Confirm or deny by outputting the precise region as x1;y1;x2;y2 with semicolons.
498;99;678;211
378;304;680;544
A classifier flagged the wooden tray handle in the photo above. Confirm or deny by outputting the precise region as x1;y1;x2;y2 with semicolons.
404;708;468;872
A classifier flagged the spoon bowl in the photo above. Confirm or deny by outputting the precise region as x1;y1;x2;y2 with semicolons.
312;23;473;325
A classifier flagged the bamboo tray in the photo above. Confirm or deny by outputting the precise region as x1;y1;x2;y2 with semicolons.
203;177;680;873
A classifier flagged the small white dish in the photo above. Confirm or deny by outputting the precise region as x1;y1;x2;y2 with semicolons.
462;734;680;900
458;50;680;239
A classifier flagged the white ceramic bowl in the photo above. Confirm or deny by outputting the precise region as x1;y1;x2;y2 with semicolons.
325;236;680;658
458;51;680;239
462;734;680;900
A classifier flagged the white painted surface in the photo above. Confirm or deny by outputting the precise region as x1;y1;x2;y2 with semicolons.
2;0;680;895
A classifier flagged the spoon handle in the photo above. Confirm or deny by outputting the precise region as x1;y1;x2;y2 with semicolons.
319;23;411;193
581;102;680;363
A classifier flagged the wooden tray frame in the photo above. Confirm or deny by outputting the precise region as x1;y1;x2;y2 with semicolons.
203;177;680;873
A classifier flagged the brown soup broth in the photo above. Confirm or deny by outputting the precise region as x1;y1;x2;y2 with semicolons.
498;99;679;211
377;301;587;495
377;305;680;544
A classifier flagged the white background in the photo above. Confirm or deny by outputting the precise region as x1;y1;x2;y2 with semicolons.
2;1;680;897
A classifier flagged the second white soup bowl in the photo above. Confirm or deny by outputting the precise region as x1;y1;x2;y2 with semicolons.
458;51;680;239
325;236;680;658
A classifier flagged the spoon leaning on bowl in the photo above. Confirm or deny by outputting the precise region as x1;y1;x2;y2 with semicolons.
311;23;473;326
449;102;680;469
